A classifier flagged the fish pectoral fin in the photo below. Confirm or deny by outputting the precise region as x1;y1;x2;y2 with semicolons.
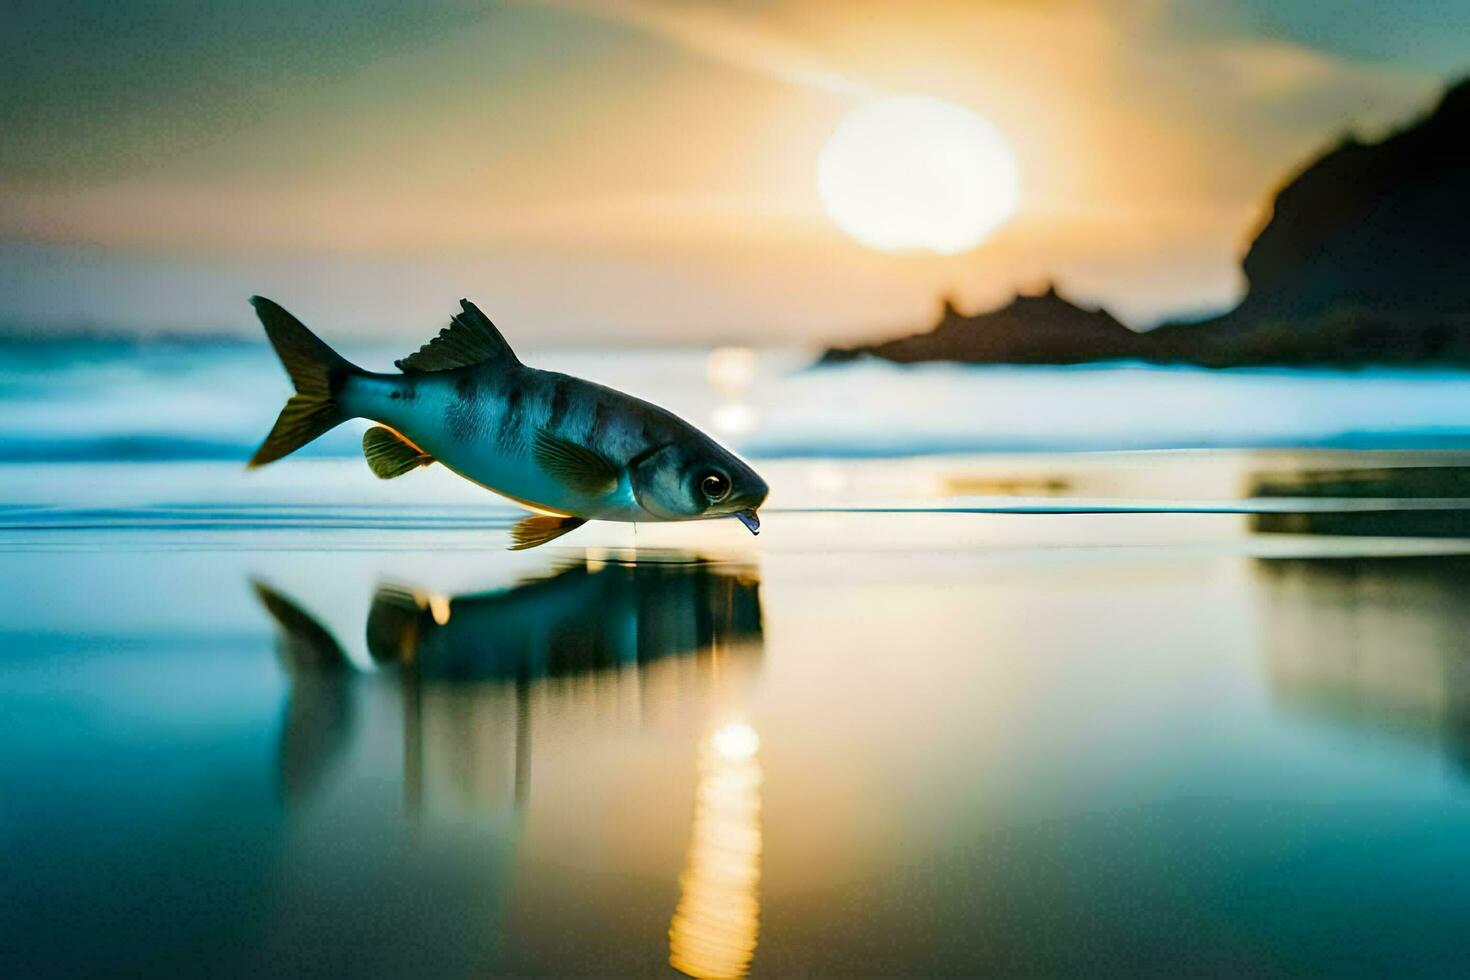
532;429;618;495
362;426;435;479
509;515;586;551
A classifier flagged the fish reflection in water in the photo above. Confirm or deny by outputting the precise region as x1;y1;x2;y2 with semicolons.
364;555;763;681
257;554;763;808
255;553;765;975
1255;555;1470;773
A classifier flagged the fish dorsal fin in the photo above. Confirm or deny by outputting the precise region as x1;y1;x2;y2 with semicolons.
509;515;586;551
532;429;619;495
363;426;435;478
395;299;520;373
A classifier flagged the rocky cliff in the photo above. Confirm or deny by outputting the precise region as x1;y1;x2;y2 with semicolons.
822;77;1470;368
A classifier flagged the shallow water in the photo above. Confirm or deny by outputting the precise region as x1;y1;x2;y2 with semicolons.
5;454;1470;976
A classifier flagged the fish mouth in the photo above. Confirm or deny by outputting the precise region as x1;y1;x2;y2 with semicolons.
734;509;760;535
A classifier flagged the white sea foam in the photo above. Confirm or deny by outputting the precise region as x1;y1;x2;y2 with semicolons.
6;343;1470;462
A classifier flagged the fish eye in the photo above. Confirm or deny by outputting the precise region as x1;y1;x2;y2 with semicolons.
700;471;731;502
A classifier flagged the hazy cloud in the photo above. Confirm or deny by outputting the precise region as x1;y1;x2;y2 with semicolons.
0;0;1462;339
522;0;879;97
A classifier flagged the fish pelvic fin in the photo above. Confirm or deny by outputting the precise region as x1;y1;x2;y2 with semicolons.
362;426;435;479
396;299;520;373
509;515;586;551
247;297;363;468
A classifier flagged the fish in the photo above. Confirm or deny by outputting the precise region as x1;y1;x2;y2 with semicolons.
246;296;769;548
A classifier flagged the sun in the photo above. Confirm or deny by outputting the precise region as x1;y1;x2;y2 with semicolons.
817;96;1020;255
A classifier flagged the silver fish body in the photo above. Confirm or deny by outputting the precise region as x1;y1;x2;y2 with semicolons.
344;366;689;521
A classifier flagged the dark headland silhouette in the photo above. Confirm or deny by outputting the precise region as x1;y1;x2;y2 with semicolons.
822;76;1470;368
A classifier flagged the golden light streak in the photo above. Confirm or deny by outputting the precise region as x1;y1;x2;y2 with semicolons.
525;0;877;98
668;722;763;979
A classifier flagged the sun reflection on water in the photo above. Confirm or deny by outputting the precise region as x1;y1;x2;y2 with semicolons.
668;721;763;979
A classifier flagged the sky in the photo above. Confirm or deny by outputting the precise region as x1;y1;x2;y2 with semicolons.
1;0;1467;345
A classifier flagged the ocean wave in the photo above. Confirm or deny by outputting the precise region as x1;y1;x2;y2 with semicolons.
9;342;1470;462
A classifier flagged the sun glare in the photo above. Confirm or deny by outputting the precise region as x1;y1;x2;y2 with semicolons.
711;721;761;762
817;96;1020;255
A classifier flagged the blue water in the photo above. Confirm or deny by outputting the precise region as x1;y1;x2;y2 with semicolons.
4;493;1470;976
7;340;1470;462
7;342;1470;975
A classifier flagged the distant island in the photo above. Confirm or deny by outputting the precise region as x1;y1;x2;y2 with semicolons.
821;76;1470;369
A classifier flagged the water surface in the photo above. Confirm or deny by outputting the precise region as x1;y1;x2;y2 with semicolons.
4;454;1470;976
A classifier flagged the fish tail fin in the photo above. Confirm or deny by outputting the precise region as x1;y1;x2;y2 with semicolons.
247;296;363;468
251;579;349;671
